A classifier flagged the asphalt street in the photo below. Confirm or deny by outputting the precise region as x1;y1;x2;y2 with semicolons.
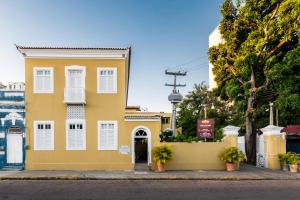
0;180;299;200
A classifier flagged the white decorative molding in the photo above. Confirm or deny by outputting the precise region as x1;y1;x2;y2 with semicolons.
18;49;129;59
0;101;25;106
222;125;240;136
4;92;24;97
124;117;160;122
1;112;24;125
260;125;284;136
0;109;25;113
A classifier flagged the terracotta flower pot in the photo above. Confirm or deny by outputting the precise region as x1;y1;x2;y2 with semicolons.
157;162;165;172
226;163;236;172
289;164;298;173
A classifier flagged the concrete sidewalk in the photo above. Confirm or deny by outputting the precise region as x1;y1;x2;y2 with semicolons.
0;165;299;180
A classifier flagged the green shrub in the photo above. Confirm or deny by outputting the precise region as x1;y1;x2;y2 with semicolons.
159;130;173;142
213;128;224;141
288;153;300;165
219;147;245;164
152;145;173;164
278;152;293;164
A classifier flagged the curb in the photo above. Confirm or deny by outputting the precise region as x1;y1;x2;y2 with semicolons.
0;176;299;181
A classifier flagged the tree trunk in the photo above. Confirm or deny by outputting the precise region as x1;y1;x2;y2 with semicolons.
245;97;257;164
245;66;257;165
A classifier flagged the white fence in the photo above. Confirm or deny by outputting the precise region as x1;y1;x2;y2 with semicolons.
256;134;266;168
238;136;246;157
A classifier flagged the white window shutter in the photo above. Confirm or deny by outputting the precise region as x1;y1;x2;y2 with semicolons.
34;121;54;151
66;120;86;150
97;68;117;93
98;121;118;150
33;68;53;93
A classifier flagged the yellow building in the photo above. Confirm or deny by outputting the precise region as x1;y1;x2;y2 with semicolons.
17;45;171;170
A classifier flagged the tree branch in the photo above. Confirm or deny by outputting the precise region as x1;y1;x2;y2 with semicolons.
225;64;245;84
270;3;280;19
268;37;288;58
254;78;270;93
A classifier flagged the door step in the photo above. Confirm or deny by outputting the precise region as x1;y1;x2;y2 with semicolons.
1;166;23;171
134;171;148;175
134;163;150;171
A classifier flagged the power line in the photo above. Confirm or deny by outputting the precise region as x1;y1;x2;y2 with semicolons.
173;56;207;68
166;55;208;70
175;61;209;73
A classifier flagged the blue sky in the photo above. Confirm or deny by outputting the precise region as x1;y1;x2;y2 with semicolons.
0;0;222;112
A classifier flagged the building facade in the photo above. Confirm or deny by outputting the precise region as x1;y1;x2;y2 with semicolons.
0;82;25;169
17;46;170;170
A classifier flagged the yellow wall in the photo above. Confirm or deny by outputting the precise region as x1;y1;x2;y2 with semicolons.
152;135;238;170
159;142;228;170
264;135;286;170
25;58;133;170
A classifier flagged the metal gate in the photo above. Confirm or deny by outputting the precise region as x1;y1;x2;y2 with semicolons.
256;134;266;168
237;136;246;157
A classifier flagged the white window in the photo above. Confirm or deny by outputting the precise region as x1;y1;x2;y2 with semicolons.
34;121;54;150
65;66;86;89
33;67;54;93
66;119;86;150
98;121;118;150
97;68;117;93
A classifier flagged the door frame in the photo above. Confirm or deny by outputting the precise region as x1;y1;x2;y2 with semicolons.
5;126;24;165
131;126;152;165
6;133;23;164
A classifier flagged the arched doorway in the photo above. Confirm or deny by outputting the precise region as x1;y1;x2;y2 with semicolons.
131;126;151;165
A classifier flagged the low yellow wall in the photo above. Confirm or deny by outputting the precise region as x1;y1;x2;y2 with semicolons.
160;142;228;170
265;135;286;169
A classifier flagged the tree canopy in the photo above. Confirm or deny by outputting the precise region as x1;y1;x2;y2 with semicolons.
208;0;299;163
177;83;241;141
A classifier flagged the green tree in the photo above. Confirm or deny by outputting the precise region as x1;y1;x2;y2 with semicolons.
177;82;239;140
208;0;299;164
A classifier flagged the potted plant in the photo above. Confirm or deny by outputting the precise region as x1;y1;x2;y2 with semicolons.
219;147;245;171
288;153;300;173
152;145;173;172
278;153;291;171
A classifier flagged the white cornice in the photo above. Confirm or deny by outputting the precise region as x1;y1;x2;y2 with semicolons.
124;116;161;122
18;49;130;59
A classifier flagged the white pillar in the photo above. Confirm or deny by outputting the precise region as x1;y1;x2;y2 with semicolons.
260;125;285;169
261;125;284;136
222;125;240;148
222;125;240;136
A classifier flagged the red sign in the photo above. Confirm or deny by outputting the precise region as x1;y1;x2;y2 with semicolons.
197;119;214;139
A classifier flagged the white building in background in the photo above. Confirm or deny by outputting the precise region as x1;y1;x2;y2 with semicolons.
0;82;25;170
208;25;224;90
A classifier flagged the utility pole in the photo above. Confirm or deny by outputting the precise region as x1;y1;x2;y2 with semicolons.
165;70;187;135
